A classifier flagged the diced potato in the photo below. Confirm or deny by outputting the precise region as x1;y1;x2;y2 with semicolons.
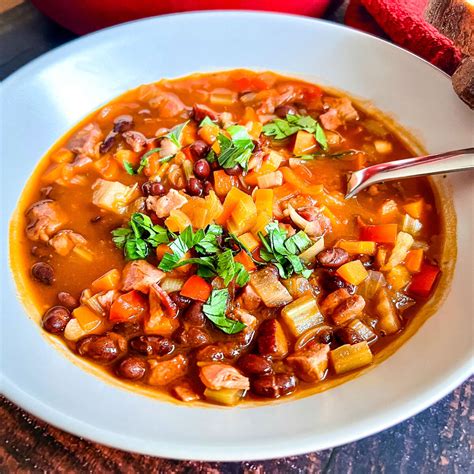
337;240;376;255
329;341;373;375
204;388;244;406
293;130;317;155
336;260;369;285
165;209;192;232
281;294;324;337
92;179;140;214
259;151;284;174
227;198;258;236
64;318;87;341
375;288;401;335
257;171;283;189
251;211;272;237
373;139;393;154
386;265;411;291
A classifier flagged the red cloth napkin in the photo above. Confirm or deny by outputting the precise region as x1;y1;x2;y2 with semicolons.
345;0;462;75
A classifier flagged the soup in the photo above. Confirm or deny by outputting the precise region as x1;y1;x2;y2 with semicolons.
13;70;442;406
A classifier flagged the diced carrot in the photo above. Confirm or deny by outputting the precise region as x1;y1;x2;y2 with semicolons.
405;249;424;273
156;243;172;261
227;197;258;235
407;262;440;297
234;250;256;272
181;121;197;146
350;153;366;171
273;183;299;202
337;240;377;255
251;211;272;237
211;140;220;154
217;187;256;229
109;290;148;322
165;209;192;233
91;269;121;293
198;122;220;145
94;156;121;180
41;163;65;184
403;198;424;219
254;189;273;215
180;275;212;302
293;130;317;156
51;148;74;164
213;170;237;198
336;260;369;286
114;149;140;168
242;106;259;122
72;306;106;332
359;224;398;244
238;232;260;252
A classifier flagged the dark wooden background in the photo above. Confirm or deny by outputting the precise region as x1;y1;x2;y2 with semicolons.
1;2;472;472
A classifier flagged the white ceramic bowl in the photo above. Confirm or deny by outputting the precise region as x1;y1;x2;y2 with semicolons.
1;11;473;461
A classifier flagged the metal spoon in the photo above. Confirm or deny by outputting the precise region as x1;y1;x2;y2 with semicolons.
345;147;474;199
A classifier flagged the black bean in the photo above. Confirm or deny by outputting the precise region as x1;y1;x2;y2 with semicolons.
320;270;356;294
142;181;165;197
317;247;350;268
57;292;78;310
42;306;71;334
31;262;55;285
174;327;210;347
76;333;126;363
203;181;214;196
99;131;117;154
116;356;146;380
188;140;209;160
335;326;365;345
238;354;273;376
192;103;218;122
113;114;134;133
193;159;211;180
187;178;203;196
129;335;174;356
169;292;192;310
275;105;297;118
182;301;205;326
224;165;241;176
251;374;296;398
90;215;102;223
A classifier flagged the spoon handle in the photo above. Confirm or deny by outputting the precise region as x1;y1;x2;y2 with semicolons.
345;147;474;198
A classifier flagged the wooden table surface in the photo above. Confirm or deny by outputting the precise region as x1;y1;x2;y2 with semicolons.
1;2;472;472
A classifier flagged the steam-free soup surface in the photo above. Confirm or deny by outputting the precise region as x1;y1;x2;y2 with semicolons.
16;70;442;406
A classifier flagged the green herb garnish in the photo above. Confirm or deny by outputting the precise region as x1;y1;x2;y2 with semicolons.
200;116;216;127
112;213;169;260
262;114;328;151
215;125;255;170
203;289;246;334
166;120;189;148
298;149;358;160
123;161;137;175
258;222;312;279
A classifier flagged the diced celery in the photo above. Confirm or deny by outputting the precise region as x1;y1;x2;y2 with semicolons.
299;237;325;264
281;294;324;337
402;214;422;236
329;341;373;375
204;388;244;406
375;288;401;335
347;319;376;342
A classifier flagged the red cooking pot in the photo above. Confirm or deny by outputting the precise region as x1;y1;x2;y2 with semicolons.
31;0;331;35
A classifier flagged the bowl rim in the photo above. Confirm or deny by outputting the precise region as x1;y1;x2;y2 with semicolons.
1;10;473;461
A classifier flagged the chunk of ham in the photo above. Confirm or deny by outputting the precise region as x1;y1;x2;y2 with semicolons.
158;137;179;159
49;230;86;256
66;123;103;157
320;288;366;326
287;204;331;238
148;92;186;118
147;354;188;386
96;290;120;312
238;285;262;311
192;103;219;122
287;343;330;382
122;260;165;294
122;130;147;153
320;97;359;131
92;179;140;214
199;363;250;390
25;200;67;242
145;189;188;218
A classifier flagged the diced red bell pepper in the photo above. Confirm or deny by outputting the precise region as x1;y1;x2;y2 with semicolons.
407;262;440;297
109;290;148;322
180;275;212;302
359;224;398;244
